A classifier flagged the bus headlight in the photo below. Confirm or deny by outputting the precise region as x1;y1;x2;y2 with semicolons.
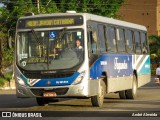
72;71;85;85
17;77;25;86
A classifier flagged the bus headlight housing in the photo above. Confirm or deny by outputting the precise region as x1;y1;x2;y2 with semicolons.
17;77;25;86
72;71;85;85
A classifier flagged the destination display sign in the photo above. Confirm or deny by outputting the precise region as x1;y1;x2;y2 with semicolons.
18;15;83;28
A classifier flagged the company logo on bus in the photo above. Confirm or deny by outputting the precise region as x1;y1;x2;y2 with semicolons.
46;81;51;86
114;57;128;73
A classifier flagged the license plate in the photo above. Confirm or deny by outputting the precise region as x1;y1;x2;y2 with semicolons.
43;92;57;97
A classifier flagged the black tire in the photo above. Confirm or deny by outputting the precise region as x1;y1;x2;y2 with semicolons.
91;80;106;107
125;75;137;99
36;98;49;106
119;91;126;99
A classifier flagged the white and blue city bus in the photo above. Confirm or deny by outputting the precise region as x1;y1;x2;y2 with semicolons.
14;11;151;107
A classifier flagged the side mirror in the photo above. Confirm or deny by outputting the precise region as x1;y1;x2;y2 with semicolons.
8;27;15;49
8;36;12;49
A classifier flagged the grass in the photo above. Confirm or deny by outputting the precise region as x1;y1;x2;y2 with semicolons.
0;72;12;87
0;77;6;87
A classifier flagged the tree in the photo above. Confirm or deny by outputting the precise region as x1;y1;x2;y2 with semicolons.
0;33;5;78
149;35;160;56
0;7;7;78
57;0;124;17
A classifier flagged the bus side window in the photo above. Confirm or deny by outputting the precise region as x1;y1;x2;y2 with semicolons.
87;31;92;57
125;29;134;53
134;31;142;54
116;28;125;52
106;26;117;53
91;31;98;54
98;24;107;52
87;30;97;56
141;32;148;54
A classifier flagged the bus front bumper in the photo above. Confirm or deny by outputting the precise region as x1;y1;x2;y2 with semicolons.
16;80;100;98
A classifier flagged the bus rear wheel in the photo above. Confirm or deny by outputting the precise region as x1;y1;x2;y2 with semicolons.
125;75;137;99
36;98;49;106
91;80;106;107
119;91;126;99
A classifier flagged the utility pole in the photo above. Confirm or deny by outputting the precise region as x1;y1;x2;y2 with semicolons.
0;32;4;78
37;0;40;14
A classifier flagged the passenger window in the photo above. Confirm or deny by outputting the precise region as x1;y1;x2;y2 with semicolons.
141;32;148;54
87;21;100;55
125;29;134;53
134;31;141;54
87;30;98;55
116;28;125;52
98;25;107;52
106;26;117;52
91;30;98;54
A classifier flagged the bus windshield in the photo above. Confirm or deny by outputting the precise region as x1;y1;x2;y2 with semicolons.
16;29;84;71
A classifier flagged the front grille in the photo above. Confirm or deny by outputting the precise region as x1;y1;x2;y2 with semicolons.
30;88;69;96
18;66;75;79
23;71;74;79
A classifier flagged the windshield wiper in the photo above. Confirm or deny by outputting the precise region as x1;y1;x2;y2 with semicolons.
31;29;43;45
56;27;67;40
58;27;67;40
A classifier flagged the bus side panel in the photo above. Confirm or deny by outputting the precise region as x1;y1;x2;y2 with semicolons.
107;76;133;93
137;55;151;87
89;54;151;93
90;54;133;93
107;54;133;92
138;74;151;87
109;54;151;92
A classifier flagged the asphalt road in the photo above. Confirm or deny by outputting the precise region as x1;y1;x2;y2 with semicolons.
0;77;159;113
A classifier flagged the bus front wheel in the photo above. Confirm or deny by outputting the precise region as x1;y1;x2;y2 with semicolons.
36;98;49;106
91;80;106;107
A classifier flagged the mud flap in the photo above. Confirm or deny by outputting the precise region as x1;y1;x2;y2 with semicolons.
88;79;100;96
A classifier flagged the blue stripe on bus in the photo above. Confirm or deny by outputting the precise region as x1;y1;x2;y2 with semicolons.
32;72;80;87
90;54;150;79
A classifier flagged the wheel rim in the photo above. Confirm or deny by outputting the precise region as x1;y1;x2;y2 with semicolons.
99;84;104;103
133;80;137;95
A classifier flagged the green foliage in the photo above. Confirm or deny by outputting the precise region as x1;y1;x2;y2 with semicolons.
0;77;5;87
0;72;12;86
58;0;124;17
151;69;156;76
4;48;14;67
149;35;160;56
149;35;160;71
4;72;13;81
39;1;59;14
